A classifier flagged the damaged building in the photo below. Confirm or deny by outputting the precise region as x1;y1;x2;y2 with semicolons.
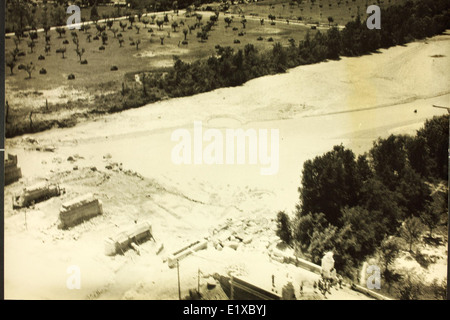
13;181;62;208
4;154;22;186
59;193;103;229
104;222;154;256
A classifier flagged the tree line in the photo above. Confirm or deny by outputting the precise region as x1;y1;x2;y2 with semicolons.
276;115;448;294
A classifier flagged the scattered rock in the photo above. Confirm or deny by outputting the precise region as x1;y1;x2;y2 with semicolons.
225;241;239;250
44;146;56;152
243;236;253;244
67;156;75;162
73;165;78;170
25;137;38;144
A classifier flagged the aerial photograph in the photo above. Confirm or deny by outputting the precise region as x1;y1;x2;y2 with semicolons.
3;0;449;301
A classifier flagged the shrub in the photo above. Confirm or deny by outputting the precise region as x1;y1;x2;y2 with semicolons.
93;36;99;40
276;211;292;244
18;52;26;57
238;32;244;36
80;59;88;65
148;28;153;33
268;37;274;42
271;22;276;25
233;39;240;44
63;39;69;44
110;66;118;71
39;68;47;74
38;55;45;60
181;40;188;45
257;36;263;41
311;26;317;30
68;74;75;80
130;42;135;46
127;26;132;30
232;27;238;31
99;46;105;50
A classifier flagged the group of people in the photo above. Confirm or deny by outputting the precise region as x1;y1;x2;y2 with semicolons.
313;268;344;299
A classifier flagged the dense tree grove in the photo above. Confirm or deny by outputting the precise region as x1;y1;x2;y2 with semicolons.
5;0;216;33
142;0;450;100
284;115;448;281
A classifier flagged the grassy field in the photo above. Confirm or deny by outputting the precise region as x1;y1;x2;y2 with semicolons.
5;11;312;93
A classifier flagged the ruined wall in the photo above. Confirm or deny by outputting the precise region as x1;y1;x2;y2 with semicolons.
59;193;103;229
167;240;208;268
5;154;22;186
104;222;153;256
14;182;60;208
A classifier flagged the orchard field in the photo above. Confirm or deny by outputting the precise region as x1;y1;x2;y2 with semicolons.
3;0;432;137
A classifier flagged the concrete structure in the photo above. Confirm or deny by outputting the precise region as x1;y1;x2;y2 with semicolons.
59;193;103;229
321;252;335;279
4;154;22;185
167;240;208;268
104;222;153;256
13;182;62;208
270;249;323;275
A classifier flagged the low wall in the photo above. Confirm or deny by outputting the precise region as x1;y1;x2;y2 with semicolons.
287;256;323;275
59;193;103;229
105;222;153;256
270;249;323;275
351;284;392;300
